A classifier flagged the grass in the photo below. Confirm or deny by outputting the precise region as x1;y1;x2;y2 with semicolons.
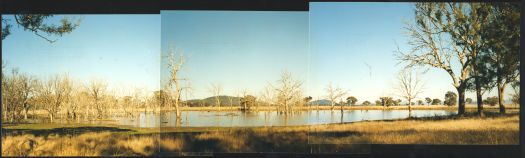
1;111;519;156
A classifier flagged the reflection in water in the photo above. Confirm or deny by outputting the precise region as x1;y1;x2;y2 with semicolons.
116;110;457;128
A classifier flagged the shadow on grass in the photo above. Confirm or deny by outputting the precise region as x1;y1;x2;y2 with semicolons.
153;129;370;155
4;126;135;137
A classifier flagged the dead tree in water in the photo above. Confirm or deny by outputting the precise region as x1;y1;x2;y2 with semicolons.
209;83;223;110
273;71;303;115
165;48;186;118
395;68;424;116
89;79;107;119
325;82;347;111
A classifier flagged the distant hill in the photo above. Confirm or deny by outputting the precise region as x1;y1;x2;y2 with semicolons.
184;95;242;107
307;99;332;106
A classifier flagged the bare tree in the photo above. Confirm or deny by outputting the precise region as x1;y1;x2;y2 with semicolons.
325;82;348;111
1;61;7;121
2;69;33;122
88;79;107;119
165;48;186;118
36;74;72;122
209;83;223;110
261;85;276;108
395;68;425;112
272;71;303;114
65;82;86;120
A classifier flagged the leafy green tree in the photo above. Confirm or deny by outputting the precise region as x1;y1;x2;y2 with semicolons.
466;98;473;104
240;95;257;111
431;99;442;105
417;100;424;105
397;3;493;115
444;91;457;106
478;3;520;114
2;14;81;43
375;100;382;106
425;97;432;105
380;97;394;107
394;99;402;106
362;101;371;106
303;96;313;105
511;82;519;106
346;96;358;106
483;96;499;106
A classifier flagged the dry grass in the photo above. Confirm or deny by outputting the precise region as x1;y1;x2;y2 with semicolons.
2;113;519;156
1;132;184;156
308;114;519;144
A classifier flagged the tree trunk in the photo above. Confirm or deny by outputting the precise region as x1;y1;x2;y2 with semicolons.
408;98;412;118
24;108;28;120
457;86;466;115
49;113;54;123
498;82;506;114
475;77;484;116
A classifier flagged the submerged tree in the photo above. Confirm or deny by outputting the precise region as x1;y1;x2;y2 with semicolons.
88;79;107;119
165;48;187;118
395;68;424;111
240;95;257;111
36;74;72;122
209;83;223;110
325;82;347;111
273;71;303;114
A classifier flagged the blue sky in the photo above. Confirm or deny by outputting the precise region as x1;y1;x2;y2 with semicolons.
2;4;515;102
309;2;513;103
161;11;309;100
2;15;160;96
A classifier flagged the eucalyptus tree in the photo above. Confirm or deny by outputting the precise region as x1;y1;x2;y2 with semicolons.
425;97;432;105
2;14;80;42
444;91;457;106
346;96;357;106
397;3;492;115
478;3;520;113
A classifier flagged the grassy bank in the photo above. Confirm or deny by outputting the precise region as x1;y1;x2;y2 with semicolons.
2;112;519;156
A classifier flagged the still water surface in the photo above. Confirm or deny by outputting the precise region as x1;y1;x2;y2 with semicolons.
115;110;457;128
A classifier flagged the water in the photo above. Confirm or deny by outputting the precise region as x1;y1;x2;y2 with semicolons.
115;110;457;128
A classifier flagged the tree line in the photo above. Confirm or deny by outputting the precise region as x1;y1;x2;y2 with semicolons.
396;2;520;115
1;61;163;123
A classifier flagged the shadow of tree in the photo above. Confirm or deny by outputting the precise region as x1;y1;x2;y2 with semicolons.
153;129;370;155
4;126;134;137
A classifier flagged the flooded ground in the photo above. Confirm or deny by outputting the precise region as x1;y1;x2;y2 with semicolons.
115;110;457;127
